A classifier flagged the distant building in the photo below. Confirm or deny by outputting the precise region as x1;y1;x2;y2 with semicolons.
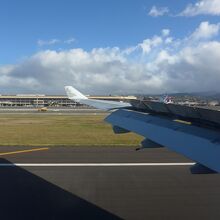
0;94;136;107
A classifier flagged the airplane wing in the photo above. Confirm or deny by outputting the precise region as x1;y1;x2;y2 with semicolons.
65;86;131;110
105;109;220;174
65;86;220;174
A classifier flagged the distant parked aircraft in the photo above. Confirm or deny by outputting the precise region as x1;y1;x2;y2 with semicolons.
160;95;173;104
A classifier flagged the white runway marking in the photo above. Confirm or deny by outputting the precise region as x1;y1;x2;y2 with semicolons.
0;163;195;167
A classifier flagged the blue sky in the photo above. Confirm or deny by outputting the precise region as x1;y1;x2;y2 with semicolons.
0;0;220;94
0;0;218;64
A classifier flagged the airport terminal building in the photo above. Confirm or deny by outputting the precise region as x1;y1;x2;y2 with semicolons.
0;94;137;107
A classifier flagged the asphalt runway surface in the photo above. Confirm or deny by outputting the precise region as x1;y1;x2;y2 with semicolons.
0;146;220;220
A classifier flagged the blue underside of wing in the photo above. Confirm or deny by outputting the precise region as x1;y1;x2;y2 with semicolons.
105;109;220;173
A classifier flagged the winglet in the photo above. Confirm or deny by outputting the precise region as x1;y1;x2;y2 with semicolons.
64;86;88;100
65;85;131;110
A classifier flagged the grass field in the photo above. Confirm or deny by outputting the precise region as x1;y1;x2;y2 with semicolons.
0;114;142;146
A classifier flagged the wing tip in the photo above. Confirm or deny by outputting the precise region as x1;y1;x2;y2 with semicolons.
64;86;87;100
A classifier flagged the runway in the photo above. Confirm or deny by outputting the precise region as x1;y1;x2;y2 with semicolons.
0;107;107;115
0;146;220;220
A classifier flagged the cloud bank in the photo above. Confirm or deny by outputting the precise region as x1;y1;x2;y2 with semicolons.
1;21;220;95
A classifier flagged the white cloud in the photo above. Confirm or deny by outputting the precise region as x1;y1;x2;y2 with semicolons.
190;21;220;40
162;29;170;37
180;0;220;16
37;39;60;47
38;38;76;47
138;36;163;54
165;37;173;44
148;6;169;17
1;21;220;95
64;38;75;44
